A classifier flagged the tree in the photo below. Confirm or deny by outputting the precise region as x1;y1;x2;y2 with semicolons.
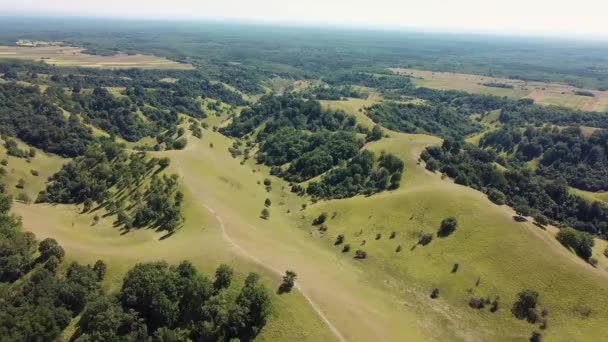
367;125;384;142
419;233;433;246
313;212;328;225
512;289;539;320
354;250;367;259
227;272;271;340
335;234;345;245
279;270;297;293
93;260;107;281
260;208;270;220
437;217;458;237
264;198;271;207
214;264;234;291
159;157;170;168
38;238;65;262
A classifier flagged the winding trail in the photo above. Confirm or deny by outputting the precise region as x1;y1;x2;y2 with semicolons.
202;204;346;342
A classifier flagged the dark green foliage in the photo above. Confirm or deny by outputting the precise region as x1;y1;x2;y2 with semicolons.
481;126;608;191
367;125;384;142
430;288;440;299
40;140;183;232
335;234;345;245
574;90;594;97
0;213;103;342
213;264;234;291
307;150;404;199
313;212;328;226
354;250;367;259
38;237;65;262
323;71;412;89
279;270;297;293
512;289;539;320
0;195;36;282
0;82;94;157
299;85;364;100
258;128;363;182
342;244;351;253
487;188;507;205
421;141;608;237
260;208;270;220
530;332;542;342
221;94;356;138
419;233;433;246
556;227;595;261
482;82;514;89
437;217;458;237
498;99;608;129
93;260;107;281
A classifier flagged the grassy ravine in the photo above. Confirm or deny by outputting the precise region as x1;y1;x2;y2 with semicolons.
9;98;608;341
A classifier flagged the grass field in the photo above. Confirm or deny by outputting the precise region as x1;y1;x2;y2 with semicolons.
391;68;608;112
0;45;193;69
10;98;608;341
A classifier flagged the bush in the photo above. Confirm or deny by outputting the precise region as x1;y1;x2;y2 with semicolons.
389;231;396;239
313;212;328;225
556;227;594;261
419;233;433;246
335;234;345;245
512;289;539;320
30;169;39;176
260;208;270;220
430;288;440;299
342;244;351;253
279;270;297;293
437;217;458;237
534;214;549;226
15;192;31;204
264;198;271;207
469;297;485;309
530;332;542;342
354;250;367;259
38;238;65;262
487;189;506;205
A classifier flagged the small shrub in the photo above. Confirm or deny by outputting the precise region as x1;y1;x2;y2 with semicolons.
313;212;328;225
418;233;433;246
335;234;345;245
451;263;459;273
430;288;440;299
375;233;381;240
342;244;351;253
264;198;272;207
279;270;297;293
437;217;458;237
530;332;542;342
512;289;539;320
354;250;367;259
318;224;328;232
30;169;39;176
260;208;270;220
490;298;499;313
589;257;598;267
395;245;402;252
534;214;549;226
469;297;485;309
15;192;31;204
389;231;396;239
263;178;271;186
487;188;506;205
16;178;25;189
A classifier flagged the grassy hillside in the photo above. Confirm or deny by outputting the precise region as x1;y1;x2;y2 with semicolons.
10;97;608;341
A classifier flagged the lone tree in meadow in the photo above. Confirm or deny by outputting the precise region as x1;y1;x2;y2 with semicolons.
437;217;458;237
261;208;270;220
279;270;297;293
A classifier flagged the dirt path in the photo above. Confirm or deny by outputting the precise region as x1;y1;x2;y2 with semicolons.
202;203;346;342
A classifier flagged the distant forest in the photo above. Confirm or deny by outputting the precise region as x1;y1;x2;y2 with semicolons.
1;17;608;91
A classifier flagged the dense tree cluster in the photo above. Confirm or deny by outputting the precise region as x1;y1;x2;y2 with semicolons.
480;126;608;191
299;85;365;100
497;99;608;129
220;94;357;138
322;71;411;90
38;140;183;232
366;101;482;138
306;150;404;199
77;262;271;341
0;193;105;340
0;82;94;157
258;128;363;182
421;140;608;237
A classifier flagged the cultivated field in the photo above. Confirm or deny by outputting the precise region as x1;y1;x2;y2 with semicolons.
0;45;194;69
391;68;608;112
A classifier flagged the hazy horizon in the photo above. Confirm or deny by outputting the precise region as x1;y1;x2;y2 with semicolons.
1;0;607;40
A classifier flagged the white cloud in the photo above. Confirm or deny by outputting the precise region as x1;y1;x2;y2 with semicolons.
2;0;607;38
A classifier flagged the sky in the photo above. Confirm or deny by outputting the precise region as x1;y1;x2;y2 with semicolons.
2;0;607;39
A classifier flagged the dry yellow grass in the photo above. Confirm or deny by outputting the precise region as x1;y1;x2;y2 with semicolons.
0;45;194;70
391;68;608;112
